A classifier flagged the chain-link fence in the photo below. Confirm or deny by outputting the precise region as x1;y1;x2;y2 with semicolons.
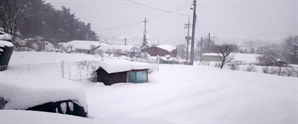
1;59;159;81
1;61;101;81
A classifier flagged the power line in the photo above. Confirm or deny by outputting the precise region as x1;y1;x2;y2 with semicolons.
148;3;191;20
101;2;191;31
124;0;191;16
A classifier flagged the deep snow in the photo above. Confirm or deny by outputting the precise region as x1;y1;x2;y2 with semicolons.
0;73;87;110
83;65;297;123
1;52;297;123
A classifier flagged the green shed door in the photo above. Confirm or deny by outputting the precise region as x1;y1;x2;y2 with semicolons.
129;71;147;83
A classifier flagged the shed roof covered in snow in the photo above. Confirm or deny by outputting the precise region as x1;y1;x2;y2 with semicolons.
98;59;153;74
156;44;176;52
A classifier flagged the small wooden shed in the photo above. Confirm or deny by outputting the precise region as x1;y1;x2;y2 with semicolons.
96;59;152;85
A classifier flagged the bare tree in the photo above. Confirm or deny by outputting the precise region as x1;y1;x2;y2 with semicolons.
0;0;28;39
256;44;286;66
213;44;235;69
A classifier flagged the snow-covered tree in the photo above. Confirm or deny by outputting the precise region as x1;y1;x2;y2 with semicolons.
283;36;298;64
0;0;28;39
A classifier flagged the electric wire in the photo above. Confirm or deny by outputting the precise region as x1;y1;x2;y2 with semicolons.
101;2;192;31
124;0;191;16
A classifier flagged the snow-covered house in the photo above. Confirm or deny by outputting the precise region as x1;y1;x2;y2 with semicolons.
58;40;101;54
201;53;222;62
99;44;142;58
96;59;153;85
142;44;177;57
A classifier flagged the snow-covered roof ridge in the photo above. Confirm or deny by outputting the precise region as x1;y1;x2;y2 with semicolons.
99;59;153;74
156;44;176;52
98;44;139;52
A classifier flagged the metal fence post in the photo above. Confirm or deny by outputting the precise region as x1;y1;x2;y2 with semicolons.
61;61;64;78
157;55;159;71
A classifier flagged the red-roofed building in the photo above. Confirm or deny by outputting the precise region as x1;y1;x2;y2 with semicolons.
142;44;177;57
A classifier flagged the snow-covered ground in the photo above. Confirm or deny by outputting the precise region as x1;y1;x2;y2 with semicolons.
1;52;297;123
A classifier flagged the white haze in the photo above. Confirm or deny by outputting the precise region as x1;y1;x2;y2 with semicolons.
45;0;297;44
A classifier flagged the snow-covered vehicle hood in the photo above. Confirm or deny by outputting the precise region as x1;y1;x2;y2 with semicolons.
0;72;87;112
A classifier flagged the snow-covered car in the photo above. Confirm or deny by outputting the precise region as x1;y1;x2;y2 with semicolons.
0;73;88;117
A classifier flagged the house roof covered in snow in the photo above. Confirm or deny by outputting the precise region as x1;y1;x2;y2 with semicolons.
99;44;139;53
66;40;101;50
156;44;176;52
202;53;222;57
98;59;153;74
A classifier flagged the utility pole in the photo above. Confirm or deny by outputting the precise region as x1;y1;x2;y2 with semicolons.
142;18;148;49
200;37;203;61
184;18;192;61
125;38;127;45
190;0;197;65
208;32;211;52
211;34;216;43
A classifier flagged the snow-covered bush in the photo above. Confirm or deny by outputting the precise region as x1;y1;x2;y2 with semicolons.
244;64;256;72
66;44;76;53
197;61;210;66
229;64;240;71
262;66;269;74
214;63;222;68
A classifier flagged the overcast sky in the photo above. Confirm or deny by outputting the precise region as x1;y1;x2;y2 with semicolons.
45;0;297;44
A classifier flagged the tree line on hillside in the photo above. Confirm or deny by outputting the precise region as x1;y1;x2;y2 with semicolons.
256;36;298;65
0;0;98;46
